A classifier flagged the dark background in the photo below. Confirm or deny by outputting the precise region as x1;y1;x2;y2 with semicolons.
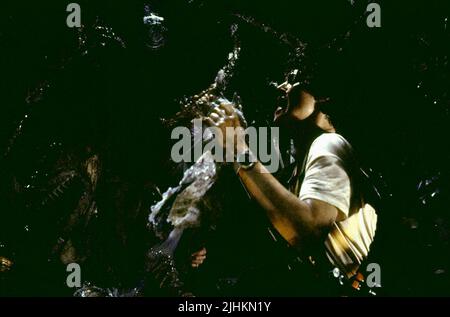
0;0;449;296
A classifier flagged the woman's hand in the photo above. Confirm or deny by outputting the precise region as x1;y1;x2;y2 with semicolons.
204;102;246;157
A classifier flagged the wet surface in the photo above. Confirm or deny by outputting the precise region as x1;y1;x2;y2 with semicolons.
0;0;449;296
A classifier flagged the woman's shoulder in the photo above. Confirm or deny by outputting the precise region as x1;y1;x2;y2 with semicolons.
309;132;354;160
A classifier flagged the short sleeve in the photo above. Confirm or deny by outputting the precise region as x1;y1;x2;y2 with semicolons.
299;134;352;220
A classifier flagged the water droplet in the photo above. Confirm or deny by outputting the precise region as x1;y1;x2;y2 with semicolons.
333;268;340;278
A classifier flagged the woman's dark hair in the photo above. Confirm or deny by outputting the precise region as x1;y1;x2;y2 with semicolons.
287;40;354;133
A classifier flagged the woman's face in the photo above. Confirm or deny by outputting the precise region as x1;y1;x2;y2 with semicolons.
273;82;316;127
